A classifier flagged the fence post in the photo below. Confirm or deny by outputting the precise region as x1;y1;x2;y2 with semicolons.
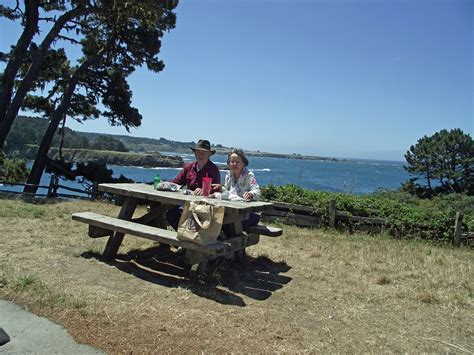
329;199;336;228
91;181;98;200
47;174;58;198
453;211;463;247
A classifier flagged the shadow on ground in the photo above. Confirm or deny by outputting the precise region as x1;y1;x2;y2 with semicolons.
81;246;292;307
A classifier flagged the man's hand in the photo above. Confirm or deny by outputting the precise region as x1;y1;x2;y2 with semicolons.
193;188;203;196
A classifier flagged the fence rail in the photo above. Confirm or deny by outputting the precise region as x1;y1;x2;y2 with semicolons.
262;199;471;246
0;175;95;199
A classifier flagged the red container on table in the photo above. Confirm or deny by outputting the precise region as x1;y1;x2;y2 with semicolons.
202;177;212;197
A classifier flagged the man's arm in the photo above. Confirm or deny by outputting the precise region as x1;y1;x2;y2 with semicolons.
171;164;189;186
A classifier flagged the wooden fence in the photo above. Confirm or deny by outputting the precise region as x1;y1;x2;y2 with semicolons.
0;174;95;199
261;200;472;247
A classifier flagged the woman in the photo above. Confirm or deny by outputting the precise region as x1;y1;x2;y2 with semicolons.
221;148;261;231
222;148;261;201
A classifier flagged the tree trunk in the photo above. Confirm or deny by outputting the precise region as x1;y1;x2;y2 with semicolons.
425;163;432;191
24;60;93;194
0;5;89;151
0;0;39;123
24;114;62;194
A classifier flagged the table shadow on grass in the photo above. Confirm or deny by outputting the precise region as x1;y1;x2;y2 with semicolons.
81;247;292;306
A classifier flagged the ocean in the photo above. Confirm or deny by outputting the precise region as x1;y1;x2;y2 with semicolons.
2;153;410;196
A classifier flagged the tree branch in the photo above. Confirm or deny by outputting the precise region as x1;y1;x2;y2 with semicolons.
57;34;82;45
0;0;39;123
0;3;92;149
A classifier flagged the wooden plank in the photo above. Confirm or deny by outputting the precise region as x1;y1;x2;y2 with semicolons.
335;211;385;224
225;233;260;251
98;183;274;214
263;210;322;223
453;211;463;247
283;215;321;228
262;209;289;217
272;202;320;214
72;211;230;255
246;225;283;237
329;199;336;227
261;214;321;228
460;232;474;247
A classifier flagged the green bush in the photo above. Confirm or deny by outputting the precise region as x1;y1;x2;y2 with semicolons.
261;184;472;241
0;153;29;183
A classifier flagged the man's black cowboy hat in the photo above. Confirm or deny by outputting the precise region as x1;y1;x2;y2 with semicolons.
191;139;216;155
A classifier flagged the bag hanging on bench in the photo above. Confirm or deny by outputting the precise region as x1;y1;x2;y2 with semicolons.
177;200;225;245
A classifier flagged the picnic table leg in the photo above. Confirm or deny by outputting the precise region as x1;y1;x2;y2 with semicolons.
103;196;138;259
184;250;220;283
227;221;246;261
135;203;170;228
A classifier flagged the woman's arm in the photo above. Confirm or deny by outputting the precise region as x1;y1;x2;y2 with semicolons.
245;171;261;201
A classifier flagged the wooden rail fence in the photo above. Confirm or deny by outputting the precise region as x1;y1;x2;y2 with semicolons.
0;174;95;199
261;200;472;246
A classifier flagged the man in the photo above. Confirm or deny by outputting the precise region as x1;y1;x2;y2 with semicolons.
166;139;221;230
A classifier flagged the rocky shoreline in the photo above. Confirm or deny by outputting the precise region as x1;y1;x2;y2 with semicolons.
154;147;342;162
22;147;184;168
239;151;341;161
19;145;340;169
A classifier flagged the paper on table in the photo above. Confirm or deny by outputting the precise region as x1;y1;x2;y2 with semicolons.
220;191;247;202
156;182;181;191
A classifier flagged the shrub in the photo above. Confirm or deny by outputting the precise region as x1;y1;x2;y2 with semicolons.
0;152;29;183
261;184;471;242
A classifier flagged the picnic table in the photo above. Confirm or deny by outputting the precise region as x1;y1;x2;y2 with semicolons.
72;183;282;280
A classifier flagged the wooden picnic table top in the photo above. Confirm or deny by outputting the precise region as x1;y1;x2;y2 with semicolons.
99;183;274;215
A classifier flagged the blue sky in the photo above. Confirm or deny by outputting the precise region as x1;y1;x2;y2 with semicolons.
1;0;472;161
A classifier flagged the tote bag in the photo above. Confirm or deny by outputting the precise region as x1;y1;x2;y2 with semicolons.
177;200;225;245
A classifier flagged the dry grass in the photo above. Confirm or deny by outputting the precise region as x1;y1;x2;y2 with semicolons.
0;195;473;353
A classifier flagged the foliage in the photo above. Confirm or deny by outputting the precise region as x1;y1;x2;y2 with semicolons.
44;158;134;196
1;1;179;193
0;1;179;147
90;135;128;152
404;128;473;196
45;148;183;168
5;116;90;155
66;132;198;153
261;184;473;241
13;0;179;132
0;152;29;183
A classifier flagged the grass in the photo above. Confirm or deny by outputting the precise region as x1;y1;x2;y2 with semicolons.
0;274;6;287
0;198;45;218
0;195;472;353
15;274;37;290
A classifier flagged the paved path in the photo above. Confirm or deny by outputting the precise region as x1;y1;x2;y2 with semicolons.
0;300;104;354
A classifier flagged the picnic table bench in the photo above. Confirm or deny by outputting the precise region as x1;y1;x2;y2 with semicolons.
72;183;282;280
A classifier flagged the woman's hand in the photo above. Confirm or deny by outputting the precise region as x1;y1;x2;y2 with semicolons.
193;188;203;196
243;191;253;201
211;183;222;192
